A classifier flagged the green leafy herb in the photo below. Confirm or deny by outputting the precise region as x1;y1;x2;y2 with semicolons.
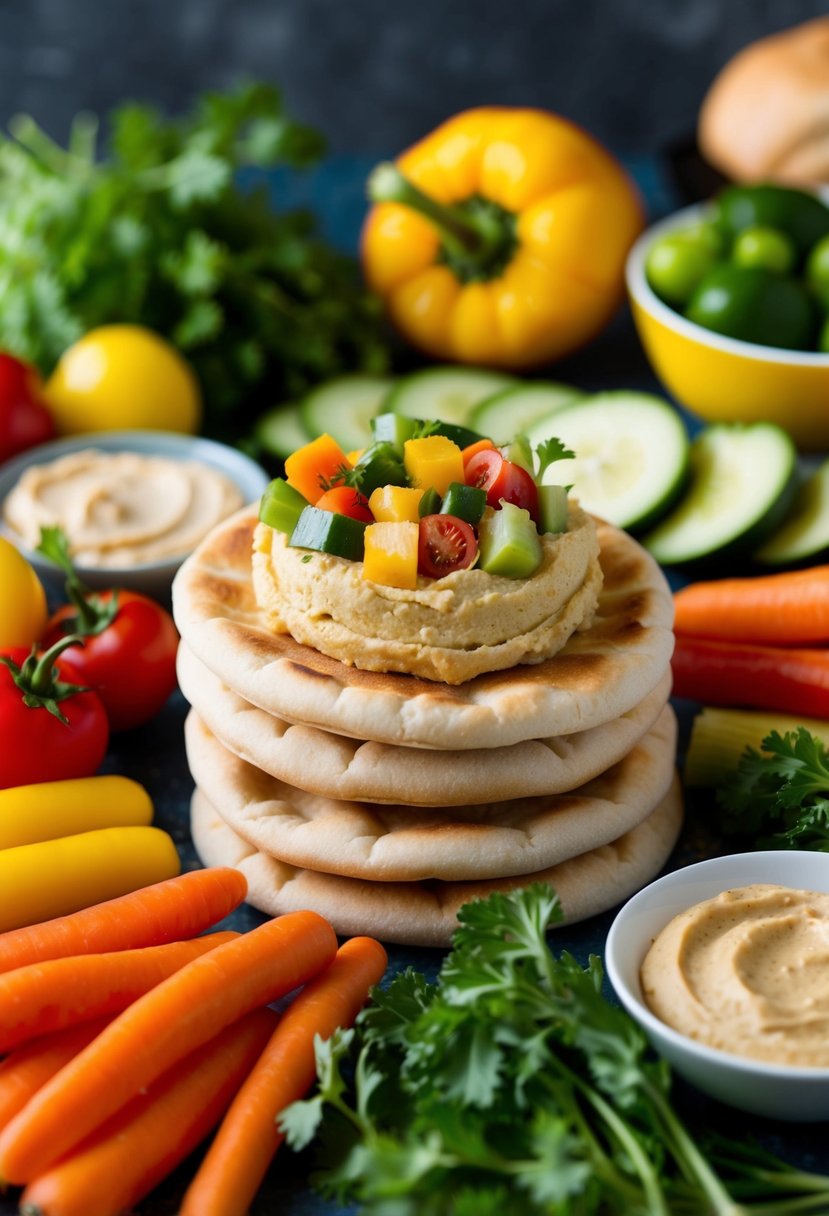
718;728;829;849
280;884;828;1214
0;85;390;438
535;436;575;480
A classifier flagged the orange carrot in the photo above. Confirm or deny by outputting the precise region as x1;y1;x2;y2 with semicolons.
461;437;497;468
0;1017;113;1133
0;908;337;1183
673;566;829;646
0;931;238;1054
18;1007;278;1216
0;866;246;977
180;935;388;1216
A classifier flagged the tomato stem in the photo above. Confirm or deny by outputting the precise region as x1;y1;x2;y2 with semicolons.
0;635;89;724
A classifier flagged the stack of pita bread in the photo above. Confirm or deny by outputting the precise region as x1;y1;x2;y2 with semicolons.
172;508;681;946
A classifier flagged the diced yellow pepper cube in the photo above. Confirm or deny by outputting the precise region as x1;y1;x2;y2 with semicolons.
363;521;419;589
346;448;365;466
368;485;424;524
403;436;464;497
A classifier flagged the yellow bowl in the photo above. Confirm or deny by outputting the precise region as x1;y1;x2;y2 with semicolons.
626;203;829;451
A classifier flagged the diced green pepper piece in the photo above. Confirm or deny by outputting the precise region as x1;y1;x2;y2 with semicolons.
371;413;418;454
353;442;408;497
538;484;569;536
258;478;308;535
440;481;486;526
289;505;367;561
418;486;442;517
478;501;542;578
418;420;486;448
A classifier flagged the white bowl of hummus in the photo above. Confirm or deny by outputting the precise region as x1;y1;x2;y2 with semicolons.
606;851;829;1121
0;430;270;602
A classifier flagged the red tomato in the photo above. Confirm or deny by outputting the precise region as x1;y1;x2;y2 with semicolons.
0;643;109;789
314;485;373;522
0;353;55;463
418;515;478;578
43;591;179;732
465;451;539;520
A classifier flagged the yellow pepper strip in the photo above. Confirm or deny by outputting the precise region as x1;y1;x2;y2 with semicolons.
362;107;643;367
368;485;424;524
363;522;419;589
404;436;464;497
0;827;180;933
0;776;153;851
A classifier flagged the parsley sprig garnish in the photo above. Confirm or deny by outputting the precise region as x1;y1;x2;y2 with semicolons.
718;728;829;849
535;435;575;480
280;884;827;1213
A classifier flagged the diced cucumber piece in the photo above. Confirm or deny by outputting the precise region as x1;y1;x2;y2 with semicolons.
478;502;542;578
300;375;396;452
371;413;418;453
526;392;689;532
470;381;584;442
753;458;829;565
504;433;535;475
643;423;798;565
253;404;312;461
289;505;367;561
538;484;569;536
418;487;442;517
259;478;308;535
386;367;516;426
441;482;486;526
352;442;408;497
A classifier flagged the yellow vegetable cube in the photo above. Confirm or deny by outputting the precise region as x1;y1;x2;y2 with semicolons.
403;436;464;497
368;485;424;523
346;448;365;465
363;521;419;589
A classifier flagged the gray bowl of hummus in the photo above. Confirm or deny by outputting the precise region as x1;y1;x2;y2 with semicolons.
606;851;829;1121
0;430;270;602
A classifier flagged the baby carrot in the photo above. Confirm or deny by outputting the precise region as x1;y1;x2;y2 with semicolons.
0;908;337;1183
180;935;388;1216
18;1007;278;1216
0;866;247;976
673;565;829;646
0;1017;113;1134
0;931;238;1054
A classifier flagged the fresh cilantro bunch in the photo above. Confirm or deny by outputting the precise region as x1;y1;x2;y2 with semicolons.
0;85;389;436
718;728;829;850
281;884;829;1214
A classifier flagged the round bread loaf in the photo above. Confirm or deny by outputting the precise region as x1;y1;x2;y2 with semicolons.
698;17;829;185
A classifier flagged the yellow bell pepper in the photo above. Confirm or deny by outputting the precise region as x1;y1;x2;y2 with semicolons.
403;436;464;496
363;522;419;589
0;776;153;850
362;107;644;366
368;485;424;523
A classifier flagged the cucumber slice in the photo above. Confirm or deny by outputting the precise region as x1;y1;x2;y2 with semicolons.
525;393;689;532
753;458;829;565
253;404;312;461
644;423;798;565
470;382;584;442
300;375;396;452
386;367;516;426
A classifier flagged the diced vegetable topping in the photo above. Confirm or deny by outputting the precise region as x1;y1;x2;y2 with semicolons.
478;501;542;578
403;436;465;497
289;506;367;561
418;515;478;578
314;486;373;523
440;482;486;526
363;522;419;589
537;484;569;536
258;478;309;536
368;485;424;524
284;434;351;505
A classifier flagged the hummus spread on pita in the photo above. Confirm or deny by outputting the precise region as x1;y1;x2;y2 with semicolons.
251;502;602;683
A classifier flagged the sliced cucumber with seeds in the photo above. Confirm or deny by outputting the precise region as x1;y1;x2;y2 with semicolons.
254;403;312;461
470;381;584;443
753;458;829;565
644;423;798;565
300;375;396;452
525;393;689;532
386;366;516;426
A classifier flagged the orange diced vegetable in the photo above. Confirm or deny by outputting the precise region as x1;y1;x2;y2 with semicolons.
461;438;497;468
284;435;350;505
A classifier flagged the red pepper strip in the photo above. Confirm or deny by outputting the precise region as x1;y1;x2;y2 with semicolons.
671;636;829;719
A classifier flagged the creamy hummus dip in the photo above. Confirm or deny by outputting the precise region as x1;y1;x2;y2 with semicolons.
4;449;243;567
641;884;829;1067
251;503;602;683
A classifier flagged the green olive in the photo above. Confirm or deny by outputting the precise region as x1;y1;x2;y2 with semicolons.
645;232;720;308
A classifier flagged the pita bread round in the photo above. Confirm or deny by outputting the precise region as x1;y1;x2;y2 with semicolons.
172;509;674;751
190;774;684;947
184;705;677;881
178;643;672;806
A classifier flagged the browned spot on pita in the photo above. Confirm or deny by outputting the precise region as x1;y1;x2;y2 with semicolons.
285;661;335;682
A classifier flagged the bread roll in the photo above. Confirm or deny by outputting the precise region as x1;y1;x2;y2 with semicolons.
698;17;829;186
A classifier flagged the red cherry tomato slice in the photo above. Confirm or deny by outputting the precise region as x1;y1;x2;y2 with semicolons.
315;485;374;522
418;515;478;579
465;451;539;520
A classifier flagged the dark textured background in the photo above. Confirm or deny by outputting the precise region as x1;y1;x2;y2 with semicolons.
1;0;826;156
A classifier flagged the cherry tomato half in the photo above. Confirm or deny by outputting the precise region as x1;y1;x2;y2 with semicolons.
418;514;478;578
465;450;539;520
314;486;374;523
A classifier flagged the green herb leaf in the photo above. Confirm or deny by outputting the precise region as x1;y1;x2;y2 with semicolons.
535;436;575;480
